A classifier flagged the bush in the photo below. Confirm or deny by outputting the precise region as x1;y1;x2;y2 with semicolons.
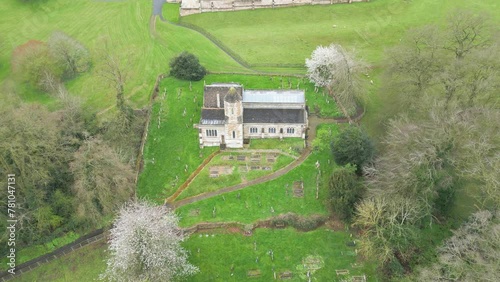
331;125;374;174
328;165;364;221
169;52;206;81
270;213;326;231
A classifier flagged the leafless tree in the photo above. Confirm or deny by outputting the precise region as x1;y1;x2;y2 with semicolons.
444;9;491;59
48;31;90;78
70;138;135;226
417;210;500;281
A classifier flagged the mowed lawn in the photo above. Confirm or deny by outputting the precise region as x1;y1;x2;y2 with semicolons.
0;0;246;111
181;0;500;68
184;228;377;282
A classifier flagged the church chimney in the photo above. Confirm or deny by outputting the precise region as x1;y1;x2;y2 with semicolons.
216;93;220;108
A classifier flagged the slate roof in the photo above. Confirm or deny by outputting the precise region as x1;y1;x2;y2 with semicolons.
243;109;305;124
243;90;305;104
200;108;225;125
203;84;242;108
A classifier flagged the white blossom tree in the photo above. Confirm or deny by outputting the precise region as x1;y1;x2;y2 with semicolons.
306;44;365;122
101;201;198;282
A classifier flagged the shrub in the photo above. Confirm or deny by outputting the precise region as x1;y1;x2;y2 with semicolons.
331;125;374;174
169;52;206;81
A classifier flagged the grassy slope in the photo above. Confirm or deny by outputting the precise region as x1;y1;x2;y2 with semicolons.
185;228;377;282
182;0;499;66
0;0;246;111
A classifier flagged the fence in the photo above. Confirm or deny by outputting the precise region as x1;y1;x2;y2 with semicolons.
0;229;107;281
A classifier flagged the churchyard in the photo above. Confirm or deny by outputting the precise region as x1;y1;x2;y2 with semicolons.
4;0;499;281
137;74;337;202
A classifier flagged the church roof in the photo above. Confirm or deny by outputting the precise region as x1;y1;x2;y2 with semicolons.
243;90;305;104
243;109;305;124
203;83;242;108
200;108;225;125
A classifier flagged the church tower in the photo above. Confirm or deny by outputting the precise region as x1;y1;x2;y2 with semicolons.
223;87;244;148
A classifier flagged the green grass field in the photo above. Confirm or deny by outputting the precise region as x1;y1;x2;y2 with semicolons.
0;0;246;111
184;227;377;281
181;0;500;67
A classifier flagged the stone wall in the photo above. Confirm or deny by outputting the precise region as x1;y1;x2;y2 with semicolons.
179;0;368;16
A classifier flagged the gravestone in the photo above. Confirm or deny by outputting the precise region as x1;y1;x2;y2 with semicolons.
251;154;261;162
247;269;261;278
279;271;293;280
293;181;304;198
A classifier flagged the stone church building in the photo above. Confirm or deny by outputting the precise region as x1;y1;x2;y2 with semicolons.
195;83;308;148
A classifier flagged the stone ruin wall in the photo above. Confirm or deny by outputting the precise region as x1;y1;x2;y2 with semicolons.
176;0;369;17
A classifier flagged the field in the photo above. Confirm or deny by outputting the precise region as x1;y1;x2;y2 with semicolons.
0;0;246;111
180;0;500;67
5;0;500;281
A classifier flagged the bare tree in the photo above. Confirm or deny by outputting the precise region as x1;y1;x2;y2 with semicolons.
417;210;500;281
445;9;491;59
306;44;365;122
70;138;135;226
385;25;445;99
354;195;425;264
48;31;90;79
101;200;198;282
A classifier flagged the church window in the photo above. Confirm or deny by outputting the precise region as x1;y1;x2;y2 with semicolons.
287;128;295;134
250;127;258;134
206;129;218;137
269;128;276;134
232;131;236;139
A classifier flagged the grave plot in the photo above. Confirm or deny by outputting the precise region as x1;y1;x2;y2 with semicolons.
209;166;234;178
239;165;248;173
221;155;235;161
293;181;304;198
250;154;261;163
176;152;295;200
279;270;293;280
188;209;200;216
266;153;278;163
247;269;261;278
